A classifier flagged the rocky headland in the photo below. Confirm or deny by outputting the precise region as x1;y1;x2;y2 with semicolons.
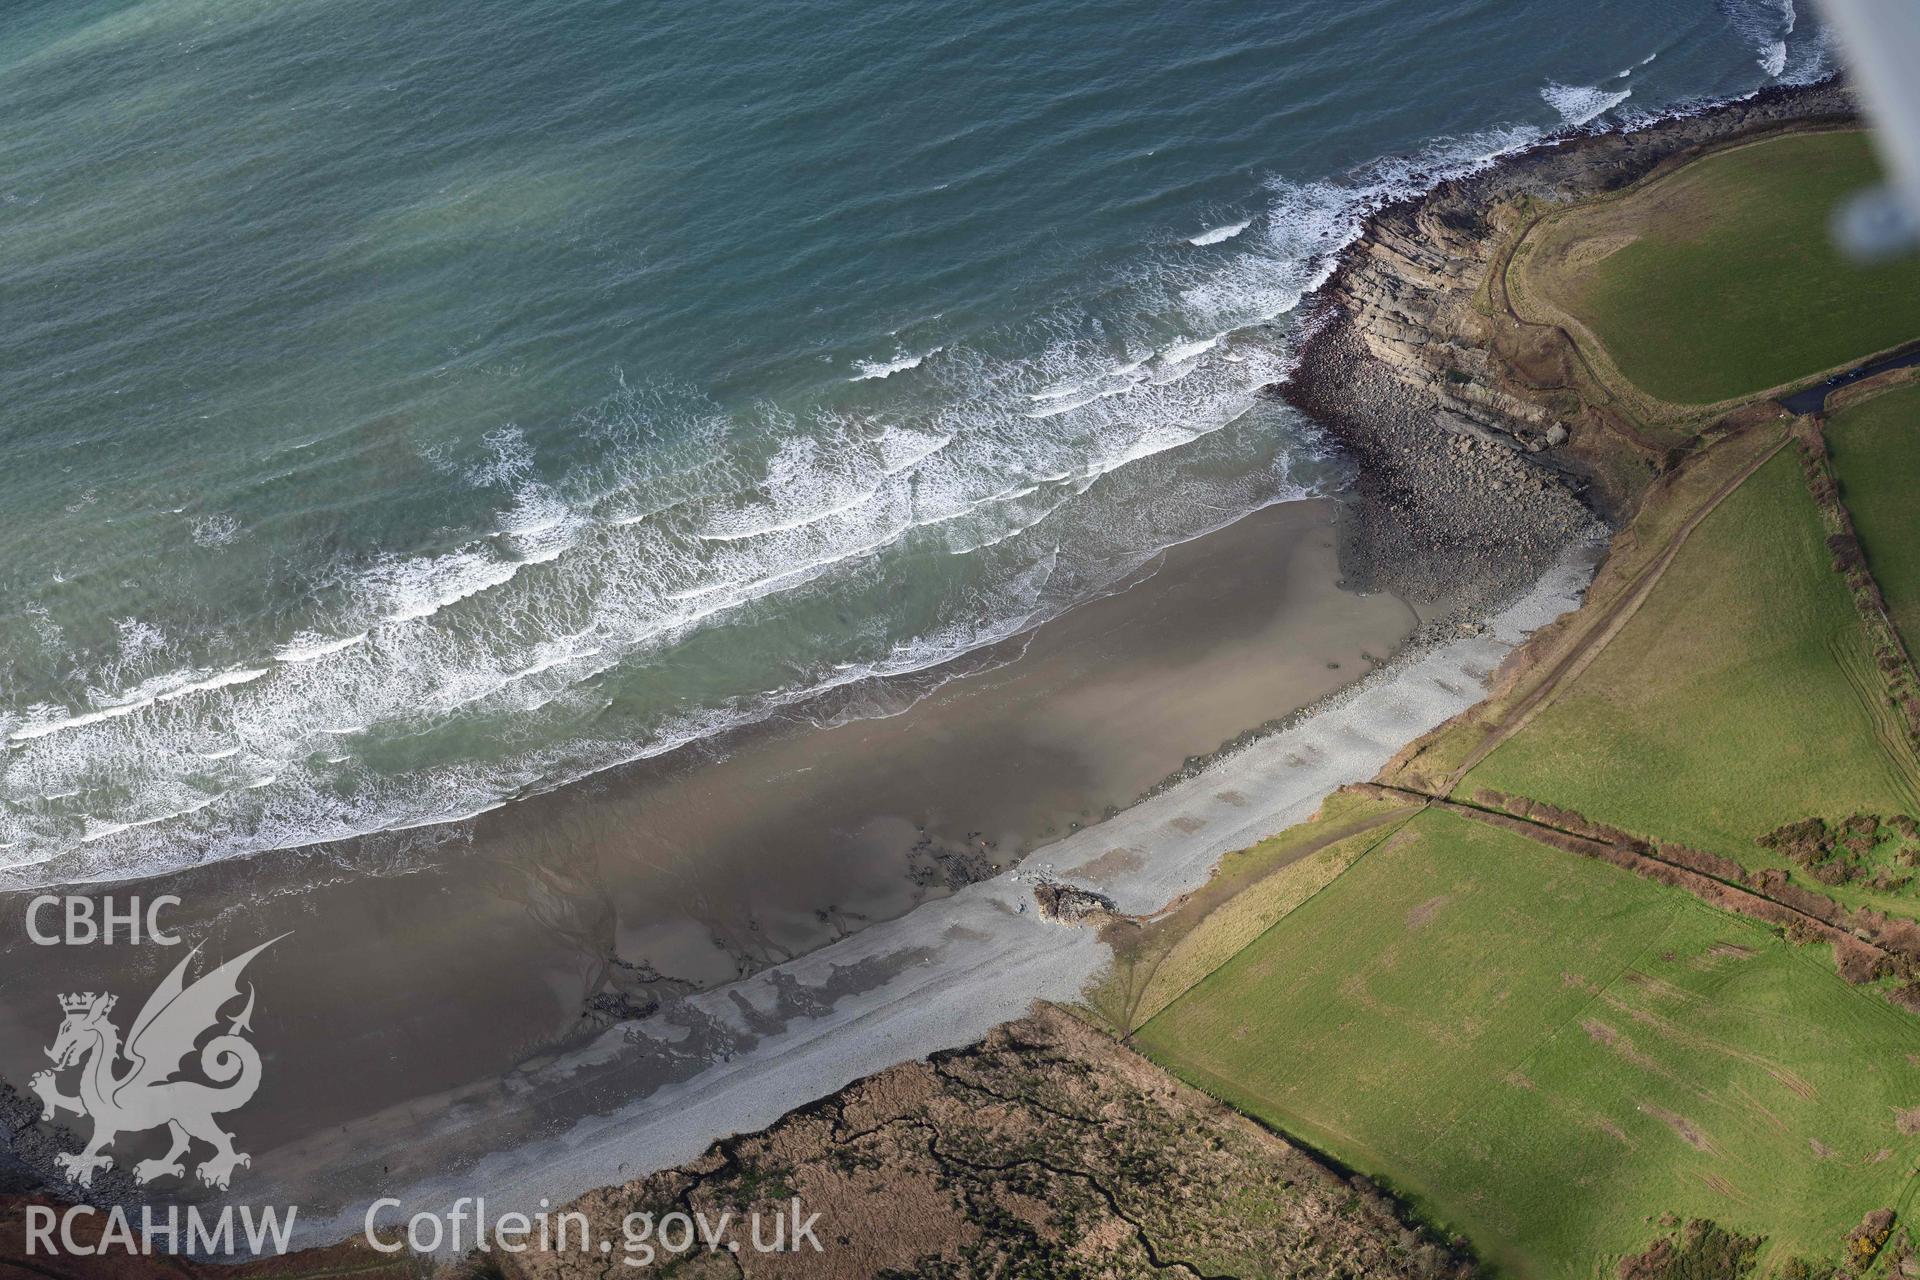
1281;77;1857;608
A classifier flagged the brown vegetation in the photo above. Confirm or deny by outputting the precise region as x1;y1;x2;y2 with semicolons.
1845;1210;1896;1274
496;1006;1476;1280
1460;789;1919;994
1616;1219;1762;1280
1797;423;1920;751
1757;814;1920;892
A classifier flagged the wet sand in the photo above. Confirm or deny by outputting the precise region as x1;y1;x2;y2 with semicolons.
0;496;1415;1204
266;538;1598;1246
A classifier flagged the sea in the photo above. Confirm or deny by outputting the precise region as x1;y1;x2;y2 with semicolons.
0;0;1830;888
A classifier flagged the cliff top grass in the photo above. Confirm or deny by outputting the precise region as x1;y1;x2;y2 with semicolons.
1515;128;1920;406
1829;380;1920;646
1122;397;1920;1275
1134;806;1920;1280
1462;443;1920;919
1084;786;1421;1036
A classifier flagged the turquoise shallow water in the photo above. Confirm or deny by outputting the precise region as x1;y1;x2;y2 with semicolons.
0;0;1828;886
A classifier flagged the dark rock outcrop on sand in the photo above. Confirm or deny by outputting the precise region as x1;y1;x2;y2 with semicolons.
1032;877;1117;923
0;1077;142;1204
1281;78;1857;610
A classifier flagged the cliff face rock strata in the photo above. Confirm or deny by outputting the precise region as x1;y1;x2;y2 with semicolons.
1283;79;1857;608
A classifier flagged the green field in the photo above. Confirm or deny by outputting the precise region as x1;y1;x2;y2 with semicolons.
1135;808;1920;1278
1523;130;1920;404
1116;130;1920;1280
1830;381;1920;646
1087;789;1418;1035
1464;446;1920;914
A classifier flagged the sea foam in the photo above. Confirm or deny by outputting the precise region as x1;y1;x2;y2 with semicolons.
1540;81;1633;128
850;346;942;381
0;103;1711;891
1721;0;1796;77
1187;220;1251;246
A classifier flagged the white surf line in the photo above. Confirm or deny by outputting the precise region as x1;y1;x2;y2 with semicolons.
1188;219;1252;246
275;631;370;663
273;538;1601;1245
7;667;271;744
850;346;943;381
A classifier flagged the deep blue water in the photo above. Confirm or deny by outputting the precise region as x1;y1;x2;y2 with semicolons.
0;0;1827;885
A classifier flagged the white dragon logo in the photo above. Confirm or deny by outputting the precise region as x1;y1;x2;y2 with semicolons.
28;937;283;1191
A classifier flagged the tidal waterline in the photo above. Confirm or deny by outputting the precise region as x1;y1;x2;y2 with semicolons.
2;0;1824;884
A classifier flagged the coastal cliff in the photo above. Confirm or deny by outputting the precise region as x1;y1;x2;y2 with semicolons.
1282;78;1858;607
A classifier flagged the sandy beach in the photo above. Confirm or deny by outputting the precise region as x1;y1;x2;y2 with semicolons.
1;494;1428;1209
11;74;1842;1251
0;3;1868;1267
262;535;1597;1246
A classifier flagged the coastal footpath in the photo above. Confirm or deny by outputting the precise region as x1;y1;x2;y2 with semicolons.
1284;78;1856;605
485;72;1920;1279
482;73;1920;1278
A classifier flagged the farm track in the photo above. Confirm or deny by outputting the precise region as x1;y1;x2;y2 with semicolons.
1434;428;1791;794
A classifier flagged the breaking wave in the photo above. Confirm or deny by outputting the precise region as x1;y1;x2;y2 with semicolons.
1188;220;1252;246
0;73;1789;889
1541;81;1633;128
850;346;943;381
1718;0;1796;76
